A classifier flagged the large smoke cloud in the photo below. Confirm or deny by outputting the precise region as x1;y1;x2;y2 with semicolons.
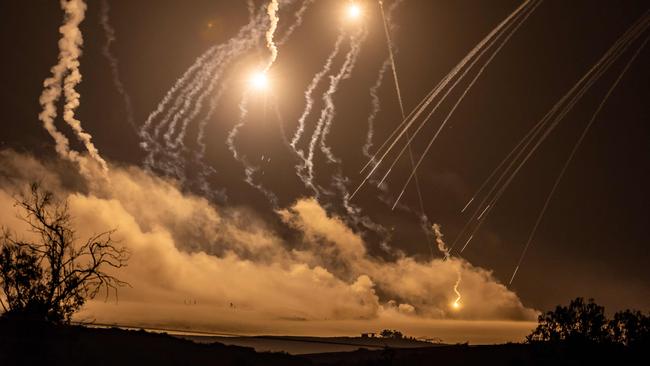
0;150;536;342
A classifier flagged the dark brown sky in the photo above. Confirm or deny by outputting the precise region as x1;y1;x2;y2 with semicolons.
0;0;648;317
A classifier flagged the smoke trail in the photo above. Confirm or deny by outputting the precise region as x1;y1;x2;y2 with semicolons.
140;46;217;155
319;27;368;163
296;28;366;195
177;0;307;201
264;0;280;71
432;223;451;260
247;0;256;22
38;0;107;174
245;164;280;209
227;91;282;208
142;4;270;173
363;58;391;162
432;223;462;308
331;170;392;242
196;0;314;163
227;93;251;162
278;0;315;45
291;33;346;155
452;274;462;308
99;0;135;130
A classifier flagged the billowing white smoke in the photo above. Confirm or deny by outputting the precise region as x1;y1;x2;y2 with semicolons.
0;150;536;339
38;0;107;175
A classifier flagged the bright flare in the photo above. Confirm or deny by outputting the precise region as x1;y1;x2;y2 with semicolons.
249;71;269;90
452;301;461;310
347;3;362;19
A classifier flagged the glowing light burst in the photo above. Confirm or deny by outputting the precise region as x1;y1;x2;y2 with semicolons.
249;71;269;91
451;300;461;310
346;3;362;20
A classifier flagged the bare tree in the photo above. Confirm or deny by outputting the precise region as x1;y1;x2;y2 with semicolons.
0;183;129;323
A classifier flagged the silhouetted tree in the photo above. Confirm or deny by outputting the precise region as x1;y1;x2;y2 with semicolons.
609;309;650;348
527;297;609;344
0;183;129;323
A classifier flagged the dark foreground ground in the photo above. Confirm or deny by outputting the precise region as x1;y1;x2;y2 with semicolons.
183;334;437;354
1;320;648;365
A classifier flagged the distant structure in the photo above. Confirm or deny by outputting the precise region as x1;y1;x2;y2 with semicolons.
361;332;377;338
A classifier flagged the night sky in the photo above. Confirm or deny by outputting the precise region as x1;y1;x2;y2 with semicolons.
0;0;648;339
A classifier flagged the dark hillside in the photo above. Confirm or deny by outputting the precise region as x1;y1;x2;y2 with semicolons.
0;319;307;366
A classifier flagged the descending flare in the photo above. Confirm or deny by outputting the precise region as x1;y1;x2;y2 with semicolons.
347;3;362;19
452;280;462;309
249;70;270;90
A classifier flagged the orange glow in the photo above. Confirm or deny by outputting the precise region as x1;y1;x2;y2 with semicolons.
346;3;362;20
249;71;269;90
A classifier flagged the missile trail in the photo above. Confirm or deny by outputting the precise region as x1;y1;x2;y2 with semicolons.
509;34;649;284
380;0;538;199
389;0;540;210
377;0;434;257
350;0;534;200
455;12;649;254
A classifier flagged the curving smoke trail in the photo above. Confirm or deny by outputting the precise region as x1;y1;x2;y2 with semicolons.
296;26;368;197
432;223;451;260
99;0;135;130
319;27;369;164
226;91;282;208
195;0;316;165
141;4;271;175
140;47;218;160
294;29;362;195
291;33;346;157
264;0;280;71
433;223;462;308
278;0;315;45
38;0;107;174
362;58;391;163
143;0;311;191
